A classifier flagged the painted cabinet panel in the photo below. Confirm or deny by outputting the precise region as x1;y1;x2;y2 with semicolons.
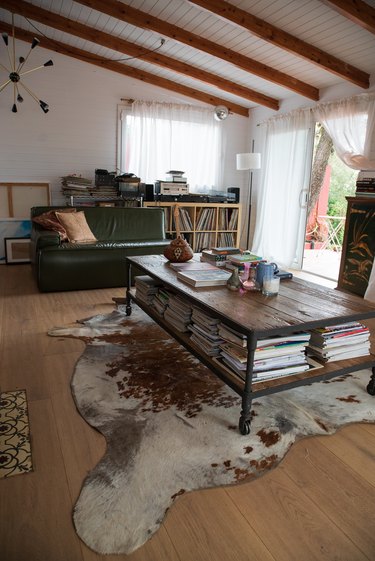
338;197;375;296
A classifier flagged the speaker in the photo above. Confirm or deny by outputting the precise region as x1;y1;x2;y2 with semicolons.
227;187;240;203
144;184;155;201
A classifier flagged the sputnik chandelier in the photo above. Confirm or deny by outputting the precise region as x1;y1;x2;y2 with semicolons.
0;15;53;113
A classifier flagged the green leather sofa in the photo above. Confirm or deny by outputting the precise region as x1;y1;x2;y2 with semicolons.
30;206;170;292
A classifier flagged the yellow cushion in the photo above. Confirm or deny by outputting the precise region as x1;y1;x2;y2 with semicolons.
55;211;97;243
32;208;76;241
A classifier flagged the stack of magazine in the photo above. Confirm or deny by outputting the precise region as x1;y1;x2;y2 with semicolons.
164;294;192;332
216;324;315;381
134;275;162;305
188;306;223;356
153;288;171;316
306;321;370;362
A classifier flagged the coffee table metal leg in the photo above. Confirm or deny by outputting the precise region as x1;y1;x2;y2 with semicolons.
366;367;375;395
126;261;132;316
239;398;252;435
239;332;257;435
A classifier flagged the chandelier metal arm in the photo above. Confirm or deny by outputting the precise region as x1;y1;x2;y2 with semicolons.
16;45;34;74
15;83;23;102
0;79;11;93
20;64;47;77
4;37;13;70
19;81;39;103
0;61;10;72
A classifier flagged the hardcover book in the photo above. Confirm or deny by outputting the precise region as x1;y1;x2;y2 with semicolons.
169;261;217;271
177;268;231;287
227;253;264;265
211;247;240;255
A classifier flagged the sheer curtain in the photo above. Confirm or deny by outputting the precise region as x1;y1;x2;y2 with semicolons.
313;93;375;170
252;110;314;267
120;101;223;191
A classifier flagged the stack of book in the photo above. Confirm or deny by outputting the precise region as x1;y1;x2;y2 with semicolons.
200;247;243;268
188;306;223;356
91;185;119;198
153;288;171;316
61;175;92;196
164;294;192;332
200;249;229;266
306;321;371;362
134;275;162;306
355;171;375;197
217;324;313;381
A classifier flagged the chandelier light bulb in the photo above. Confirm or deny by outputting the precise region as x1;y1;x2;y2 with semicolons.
39;100;49;113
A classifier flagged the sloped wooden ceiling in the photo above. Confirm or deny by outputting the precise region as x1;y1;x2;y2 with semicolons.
0;0;374;117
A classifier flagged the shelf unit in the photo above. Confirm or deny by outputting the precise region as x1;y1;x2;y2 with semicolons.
65;195;142;207
144;202;241;252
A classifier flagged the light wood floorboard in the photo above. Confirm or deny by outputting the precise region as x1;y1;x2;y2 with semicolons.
1;265;374;561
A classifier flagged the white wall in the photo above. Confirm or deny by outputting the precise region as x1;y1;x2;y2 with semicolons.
3;38;373;248
0;42;250;205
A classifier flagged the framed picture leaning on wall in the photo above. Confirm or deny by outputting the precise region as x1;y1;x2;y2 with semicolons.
4;237;31;264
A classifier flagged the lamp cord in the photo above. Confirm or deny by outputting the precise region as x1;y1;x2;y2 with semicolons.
24;17;166;63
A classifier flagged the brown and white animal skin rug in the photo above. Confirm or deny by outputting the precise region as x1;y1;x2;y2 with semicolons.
49;308;375;555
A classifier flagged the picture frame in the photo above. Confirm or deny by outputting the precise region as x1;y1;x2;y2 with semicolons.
4;237;31;264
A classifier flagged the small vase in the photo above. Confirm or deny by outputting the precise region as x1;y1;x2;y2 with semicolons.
164;235;193;263
241;266;259;291
227;267;241;291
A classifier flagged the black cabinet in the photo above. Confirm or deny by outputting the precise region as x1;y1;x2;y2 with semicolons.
338;197;375;296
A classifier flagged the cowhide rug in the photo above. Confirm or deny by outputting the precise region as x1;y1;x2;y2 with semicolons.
49;308;375;555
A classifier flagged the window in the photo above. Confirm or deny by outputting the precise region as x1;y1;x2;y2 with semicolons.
119;101;223;192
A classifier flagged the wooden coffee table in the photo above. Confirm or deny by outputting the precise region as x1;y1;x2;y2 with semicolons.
124;255;375;434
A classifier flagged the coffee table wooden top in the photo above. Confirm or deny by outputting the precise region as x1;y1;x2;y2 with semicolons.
127;255;375;337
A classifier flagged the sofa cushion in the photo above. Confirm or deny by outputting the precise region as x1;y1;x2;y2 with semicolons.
56;211;97;243
32;208;76;241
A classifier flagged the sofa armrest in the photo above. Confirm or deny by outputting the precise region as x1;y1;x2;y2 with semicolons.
31;228;61;249
31;230;61;249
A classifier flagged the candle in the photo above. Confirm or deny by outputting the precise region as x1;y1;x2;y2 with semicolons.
262;276;280;296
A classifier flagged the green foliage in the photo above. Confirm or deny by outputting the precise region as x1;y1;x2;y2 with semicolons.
327;151;357;245
327;151;356;217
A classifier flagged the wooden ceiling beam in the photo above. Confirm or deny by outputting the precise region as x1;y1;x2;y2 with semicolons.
321;0;375;35
0;0;278;110
0;21;249;117
188;0;370;88
75;0;319;100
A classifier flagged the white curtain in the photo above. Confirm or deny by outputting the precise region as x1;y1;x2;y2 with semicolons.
314;93;375;170
252;110;314;267
120;101;223;191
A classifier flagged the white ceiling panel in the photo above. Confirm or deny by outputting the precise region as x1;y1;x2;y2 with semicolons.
0;0;374;115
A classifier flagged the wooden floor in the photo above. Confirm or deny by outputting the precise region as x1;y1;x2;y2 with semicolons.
1;265;375;561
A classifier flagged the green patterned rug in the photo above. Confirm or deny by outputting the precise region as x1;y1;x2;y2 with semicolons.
0;390;33;478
